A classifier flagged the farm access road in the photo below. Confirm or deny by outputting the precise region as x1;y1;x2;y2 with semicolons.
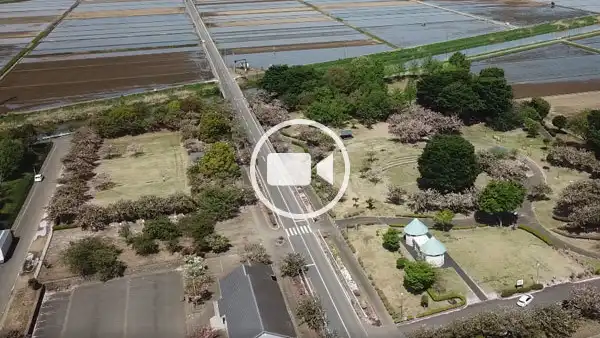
183;1;368;337
0;137;70;321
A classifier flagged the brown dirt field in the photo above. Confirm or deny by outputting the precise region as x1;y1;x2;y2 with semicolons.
0;51;213;112
0;31;37;39
532;91;600;117
228;39;378;54
318;1;411;9
201;7;308;16
67;7;184;19
209;16;328;27
512;79;600;99
0;16;54;25
1;280;37;332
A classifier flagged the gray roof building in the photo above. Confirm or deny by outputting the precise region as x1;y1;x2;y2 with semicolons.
217;263;296;338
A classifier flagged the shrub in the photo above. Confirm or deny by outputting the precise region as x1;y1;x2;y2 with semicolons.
382;228;400;252
528;182;552;201
531;283;544;290
197;111;231;143
386;185;406;205
27;278;42;290
547;146;600;174
553;115;567;130
554;180;600;218
523;118;540;137
205;234;231;253
62;237;126;281
166;239;183;253
387;105;463;143
396;257;408;269
525;97;551;120
420;294;429;308
143;217;181;241
130;234;160;256
241;243;271;264
404;261;437;293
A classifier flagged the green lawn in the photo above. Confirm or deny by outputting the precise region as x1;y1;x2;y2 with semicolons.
0;142;52;229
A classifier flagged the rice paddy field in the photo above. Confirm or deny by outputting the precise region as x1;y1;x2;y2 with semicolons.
0;0;74;70
196;0;392;69
427;0;592;26
307;0;508;47
532;0;600;13
0;0;213;112
471;42;600;97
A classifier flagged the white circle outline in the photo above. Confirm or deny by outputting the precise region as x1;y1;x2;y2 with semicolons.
249;119;350;220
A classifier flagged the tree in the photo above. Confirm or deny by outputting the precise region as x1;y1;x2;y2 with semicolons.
296;296;327;333
182;255;214;304
382;228;400;252
280;252;308;277
448;52;471;70
241;243;271;264
130;234;160;256
305;95;350;127
205;234;231;253
62;237;126;281
525;97;551;120
365;197;375;209
565;285;600;320
187;327;221;338
478;180;526;226
386;185;406;204
388;105;463;143
435;81;483;122
197;111;230;143
524;118;540;137
528;182;552;201
433;209;454;230
418;134;480;193
568;112;589;138
143;217;181;241
473;74;513;122
403;261;437;293
260;65;323;109
0;138;24;181
586;110;600;156
416;69;470;112
198;142;240;179
553;115;567;130
486;106;522;132
350;84;391;124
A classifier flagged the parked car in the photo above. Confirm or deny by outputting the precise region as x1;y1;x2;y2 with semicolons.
34;174;43;182
0;230;14;263
517;294;534;307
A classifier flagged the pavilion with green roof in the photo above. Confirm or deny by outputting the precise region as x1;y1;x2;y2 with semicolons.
403;218;447;267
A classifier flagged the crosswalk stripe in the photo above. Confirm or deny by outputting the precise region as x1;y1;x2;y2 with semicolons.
284;225;313;237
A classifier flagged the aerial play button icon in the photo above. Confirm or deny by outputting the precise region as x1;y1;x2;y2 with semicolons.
316;153;334;185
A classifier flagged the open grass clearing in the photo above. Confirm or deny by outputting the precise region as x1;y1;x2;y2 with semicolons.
432;227;586;294
347;225;468;318
92;131;189;205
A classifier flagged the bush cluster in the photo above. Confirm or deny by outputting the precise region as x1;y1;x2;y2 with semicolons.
554;179;600;227
62;237;126;281
407;188;479;214
547;145;600;174
500;283;544;297
387;105;463;143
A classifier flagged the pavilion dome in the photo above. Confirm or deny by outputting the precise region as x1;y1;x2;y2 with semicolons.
403;218;428;236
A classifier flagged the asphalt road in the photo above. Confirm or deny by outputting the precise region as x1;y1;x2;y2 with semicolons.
184;2;366;337
399;277;600;333
0;137;70;320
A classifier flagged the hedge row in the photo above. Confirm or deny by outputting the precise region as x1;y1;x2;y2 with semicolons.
500;283;544;298
417;289;466;318
517;224;553;246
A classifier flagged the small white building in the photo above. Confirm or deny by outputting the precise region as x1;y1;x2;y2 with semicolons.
402;218;448;268
416;237;447;268
403;219;428;246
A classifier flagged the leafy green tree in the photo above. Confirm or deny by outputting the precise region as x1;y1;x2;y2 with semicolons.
260;65;323;109
382;228;400;252
478;180;526;226
448;52;471;70
524;118;540;137
486;107;523;132
568;112;589;138
396;257;408;269
525;97;551;120
62;237;126;281
418;134;480;193
143;217;181;241
586;110;600;156
324;66;353;94
305;95;350;127
0;138;25;181
194;185;247;222
130;234;160;256
296;296;327;333
416;69;470;111
93;104;148;138
552;115;567;130
404;261;437;293
472;74;513;122
433;209;454;230
347;57;386;90
198;142;239;179
197;112;230;143
350;85;391;124
479;67;505;78
435;81;483;122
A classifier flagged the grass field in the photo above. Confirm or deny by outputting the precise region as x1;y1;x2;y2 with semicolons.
347;225;468;318
92;131;189;205
433;227;586;294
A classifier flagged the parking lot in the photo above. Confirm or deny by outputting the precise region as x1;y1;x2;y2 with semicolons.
33;271;185;338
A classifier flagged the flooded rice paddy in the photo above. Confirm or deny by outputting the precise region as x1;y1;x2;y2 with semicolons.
0;0;212;112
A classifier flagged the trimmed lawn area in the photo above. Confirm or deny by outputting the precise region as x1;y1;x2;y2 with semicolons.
433;227;586;294
347;225;468;319
93;131;189;205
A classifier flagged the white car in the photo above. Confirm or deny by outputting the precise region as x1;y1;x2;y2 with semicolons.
34;174;44;182
516;294;534;307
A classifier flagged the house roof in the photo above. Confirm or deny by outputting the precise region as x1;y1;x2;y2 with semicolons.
420;237;447;256
218;263;296;338
403;218;429;236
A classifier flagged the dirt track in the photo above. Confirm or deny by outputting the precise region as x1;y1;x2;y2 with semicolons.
0;51;213;112
227;39;378;54
512;79;600;99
